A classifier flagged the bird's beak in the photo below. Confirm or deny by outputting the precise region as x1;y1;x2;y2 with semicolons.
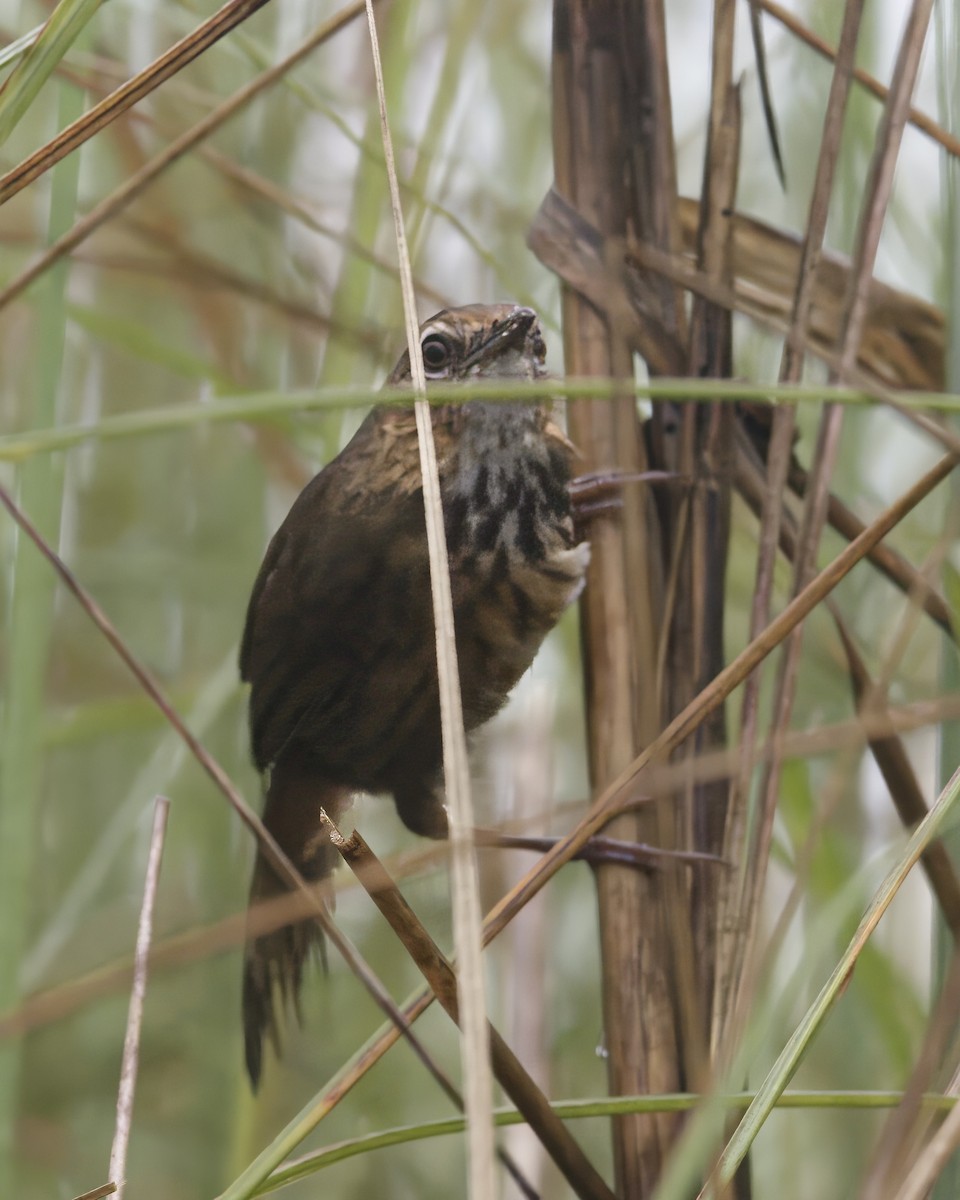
462;307;542;371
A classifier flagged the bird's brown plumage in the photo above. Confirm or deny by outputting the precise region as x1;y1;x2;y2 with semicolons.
240;304;588;1086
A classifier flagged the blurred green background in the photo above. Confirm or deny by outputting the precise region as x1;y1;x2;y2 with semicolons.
0;1;954;1197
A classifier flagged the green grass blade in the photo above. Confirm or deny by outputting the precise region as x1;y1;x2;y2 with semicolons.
710;763;960;1192
3;379;960;465
0;0;105;145
0;72;83;1189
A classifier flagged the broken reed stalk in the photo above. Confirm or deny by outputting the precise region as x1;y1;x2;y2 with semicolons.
69;1186;117;1200
324;817;617;1200
551;2;681;1192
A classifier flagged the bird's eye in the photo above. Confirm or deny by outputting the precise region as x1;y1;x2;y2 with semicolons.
421;334;452;373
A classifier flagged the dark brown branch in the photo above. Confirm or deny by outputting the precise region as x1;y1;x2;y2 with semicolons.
835;624;960;941
326;819;616;1200
474;828;726;870
733;429;955;638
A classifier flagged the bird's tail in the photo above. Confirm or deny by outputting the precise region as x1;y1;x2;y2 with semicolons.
241;752;350;1089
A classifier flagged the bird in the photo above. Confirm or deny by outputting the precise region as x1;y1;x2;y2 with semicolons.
239;302;590;1087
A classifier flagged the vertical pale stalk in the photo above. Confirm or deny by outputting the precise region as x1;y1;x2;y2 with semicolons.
362;6;495;1200
0;74;83;1190
108;796;170;1198
933;4;960;1199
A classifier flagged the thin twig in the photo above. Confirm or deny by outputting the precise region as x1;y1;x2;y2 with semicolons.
0;1;367;313
835;624;960;940
757;0;960;160
0;0;275;206
108;796;170;1199
732;436;954;635
475;829;726;869
325;818;616;1200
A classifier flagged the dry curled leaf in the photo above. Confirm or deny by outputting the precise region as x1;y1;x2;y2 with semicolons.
530;187;944;393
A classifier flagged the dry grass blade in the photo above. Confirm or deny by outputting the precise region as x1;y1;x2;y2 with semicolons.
0;1;367;313
69;1186;117;1200
834;0;935;385
732;430;954;636
787;451;953;634
327;820;616;1200
676;0;740;1102
107;795;169;1200
0;0;105;146
361;2;494;1196
0;0;274;206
